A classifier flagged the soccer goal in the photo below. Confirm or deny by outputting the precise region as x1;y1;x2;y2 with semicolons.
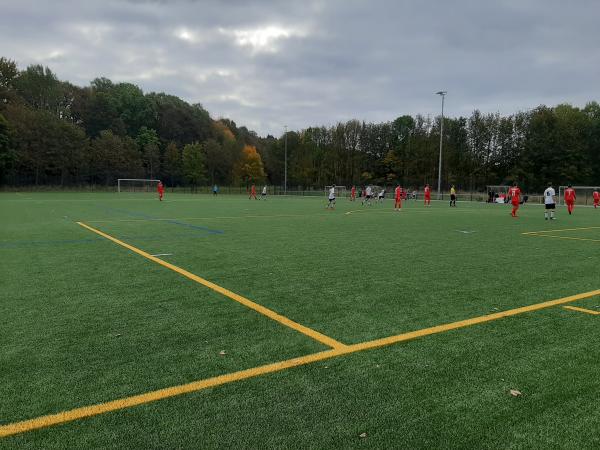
486;185;510;203
558;186;599;206
325;186;348;198
117;179;161;193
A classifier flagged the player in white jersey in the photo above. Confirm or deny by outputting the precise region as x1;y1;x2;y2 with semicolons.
260;185;267;200
326;186;336;209
543;183;556;220
377;189;385;203
362;186;373;206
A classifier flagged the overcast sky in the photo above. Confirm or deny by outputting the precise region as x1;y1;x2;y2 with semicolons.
1;0;598;136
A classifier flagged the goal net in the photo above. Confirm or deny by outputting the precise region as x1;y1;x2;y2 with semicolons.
117;179;161;193
325;186;348;198
558;186;600;206
486;185;510;203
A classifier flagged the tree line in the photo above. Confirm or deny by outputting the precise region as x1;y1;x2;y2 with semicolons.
1;57;599;192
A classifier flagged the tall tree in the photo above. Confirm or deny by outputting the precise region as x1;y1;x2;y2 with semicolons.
90;130;143;185
0;113;16;183
182;142;207;189
234;144;266;184
163;142;182;186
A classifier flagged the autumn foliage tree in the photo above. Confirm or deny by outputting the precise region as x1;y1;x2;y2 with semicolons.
234;145;266;184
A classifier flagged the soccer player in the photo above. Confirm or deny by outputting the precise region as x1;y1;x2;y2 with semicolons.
449;185;457;207
249;184;257;200
593;188;599;208
362;185;373;206
213;184;218;195
260;185;267;200
157;180;164;201
394;184;402;211
424;184;431;206
350;185;357;201
377;189;385;203
508;182;521;217
543;182;556;220
326;185;336;209
564;184;576;215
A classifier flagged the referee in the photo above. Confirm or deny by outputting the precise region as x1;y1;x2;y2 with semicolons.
450;185;457;207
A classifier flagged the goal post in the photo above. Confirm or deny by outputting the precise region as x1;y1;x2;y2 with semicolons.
325;185;348;198
486;185;510;203
117;179;161;193
558;186;600;206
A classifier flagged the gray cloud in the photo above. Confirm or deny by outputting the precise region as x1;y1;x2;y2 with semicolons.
1;0;599;135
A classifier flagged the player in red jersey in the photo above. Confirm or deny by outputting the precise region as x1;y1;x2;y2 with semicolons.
564;185;576;215
424;184;431;206
157;180;164;201
249;184;257;200
508;182;521;217
593;188;599;208
394;184;403;211
350;185;356;201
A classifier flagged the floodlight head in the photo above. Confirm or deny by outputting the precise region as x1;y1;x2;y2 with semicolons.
436;91;447;96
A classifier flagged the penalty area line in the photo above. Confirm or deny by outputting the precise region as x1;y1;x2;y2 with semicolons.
523;234;600;244
522;226;600;235
1;287;599;439
75;222;345;351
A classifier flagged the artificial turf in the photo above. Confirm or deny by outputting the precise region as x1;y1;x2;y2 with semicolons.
1;191;599;449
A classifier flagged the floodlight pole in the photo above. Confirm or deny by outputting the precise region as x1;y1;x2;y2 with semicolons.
284;125;288;194
436;91;447;200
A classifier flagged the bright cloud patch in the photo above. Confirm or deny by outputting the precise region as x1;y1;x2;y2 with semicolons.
174;28;201;44
220;25;300;53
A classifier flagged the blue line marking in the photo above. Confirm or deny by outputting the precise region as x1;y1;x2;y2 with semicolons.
99;206;224;235
0;238;103;248
0;232;216;249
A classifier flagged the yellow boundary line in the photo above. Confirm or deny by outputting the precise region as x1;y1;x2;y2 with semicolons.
563;305;600;315
1;288;599;438
76;222;346;350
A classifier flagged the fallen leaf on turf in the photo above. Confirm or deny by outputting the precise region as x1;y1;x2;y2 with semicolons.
359;432;367;438
509;389;522;397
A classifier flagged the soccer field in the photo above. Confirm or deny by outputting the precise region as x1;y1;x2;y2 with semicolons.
1;192;599;449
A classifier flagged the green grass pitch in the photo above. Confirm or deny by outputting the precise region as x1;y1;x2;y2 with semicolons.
1;192;599;449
